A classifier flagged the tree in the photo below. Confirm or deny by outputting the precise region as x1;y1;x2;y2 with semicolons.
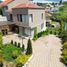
33;27;38;40
59;0;62;5
26;39;32;55
0;32;2;49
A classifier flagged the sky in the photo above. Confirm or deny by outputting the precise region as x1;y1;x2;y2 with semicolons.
33;0;67;3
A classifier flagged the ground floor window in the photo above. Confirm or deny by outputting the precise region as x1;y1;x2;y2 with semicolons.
41;23;44;29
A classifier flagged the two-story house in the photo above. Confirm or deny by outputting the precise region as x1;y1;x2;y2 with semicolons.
0;1;46;38
12;3;46;38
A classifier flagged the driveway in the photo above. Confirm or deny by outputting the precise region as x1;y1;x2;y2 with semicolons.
28;35;64;67
3;34;64;67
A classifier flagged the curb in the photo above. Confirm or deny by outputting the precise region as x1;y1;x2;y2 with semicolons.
22;54;33;67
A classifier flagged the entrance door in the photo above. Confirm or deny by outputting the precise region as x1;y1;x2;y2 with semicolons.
2;29;8;35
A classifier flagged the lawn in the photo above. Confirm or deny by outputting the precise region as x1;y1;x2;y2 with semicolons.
2;44;22;61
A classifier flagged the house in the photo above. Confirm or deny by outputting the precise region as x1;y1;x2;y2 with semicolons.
0;1;46;38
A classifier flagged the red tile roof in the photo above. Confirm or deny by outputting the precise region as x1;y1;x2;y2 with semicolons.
12;3;44;9
0;0;13;6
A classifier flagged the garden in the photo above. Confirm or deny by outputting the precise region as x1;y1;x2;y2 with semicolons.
49;2;67;66
0;32;33;67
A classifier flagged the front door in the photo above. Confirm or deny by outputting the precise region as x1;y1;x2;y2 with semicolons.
2;29;8;35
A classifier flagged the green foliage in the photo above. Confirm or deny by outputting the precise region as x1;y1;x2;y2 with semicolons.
15;55;31;64
0;50;3;62
0;32;2;49
59;0;62;5
0;6;3;15
51;3;67;22
60;21;64;33
3;44;21;61
33;27;38;41
16;63;23;67
12;50;18;59
63;2;67;5
61;41;67;66
26;39;32;55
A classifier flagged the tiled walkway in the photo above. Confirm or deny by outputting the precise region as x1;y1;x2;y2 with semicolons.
3;34;64;67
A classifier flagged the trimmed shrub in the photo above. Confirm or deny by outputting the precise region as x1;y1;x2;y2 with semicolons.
22;44;25;52
16;63;23;67
12;50;18;59
18;43;20;48
14;42;17;46
26;39;32;55
11;40;13;44
33;27;38;41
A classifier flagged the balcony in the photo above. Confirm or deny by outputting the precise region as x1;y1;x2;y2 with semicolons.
0;15;7;21
15;22;29;27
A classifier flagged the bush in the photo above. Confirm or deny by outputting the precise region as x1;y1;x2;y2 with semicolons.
0;62;3;67
16;63;23;67
11;40;13;44
26;39;32;55
21;44;25;52
12;50;18;59
0;32;2;49
14;42;17;46
18;43;20;48
33;27;38;41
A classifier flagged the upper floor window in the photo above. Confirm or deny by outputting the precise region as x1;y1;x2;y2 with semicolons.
29;14;33;22
4;6;8;10
41;13;43;20
17;14;28;22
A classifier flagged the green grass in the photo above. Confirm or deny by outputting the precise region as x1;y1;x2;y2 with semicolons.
50;21;58;25
2;44;21;61
1;44;31;65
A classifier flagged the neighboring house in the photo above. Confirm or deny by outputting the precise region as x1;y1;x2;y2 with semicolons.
0;2;46;38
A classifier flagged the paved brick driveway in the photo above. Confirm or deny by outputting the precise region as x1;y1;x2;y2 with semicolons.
28;35;64;67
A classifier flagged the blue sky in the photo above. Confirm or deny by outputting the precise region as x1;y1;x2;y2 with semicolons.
33;0;67;3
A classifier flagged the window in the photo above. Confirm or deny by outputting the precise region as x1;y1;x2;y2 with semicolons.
29;14;33;22
4;6;8;10
41;13;43;20
17;14;28;22
41;23;44;29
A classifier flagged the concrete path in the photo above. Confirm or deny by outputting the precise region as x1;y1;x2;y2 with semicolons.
3;34;64;67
